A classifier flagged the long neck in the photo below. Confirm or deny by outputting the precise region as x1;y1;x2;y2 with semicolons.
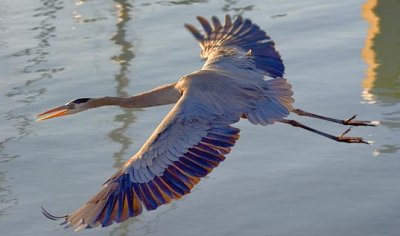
90;83;181;109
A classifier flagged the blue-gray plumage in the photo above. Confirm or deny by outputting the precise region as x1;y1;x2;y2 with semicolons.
37;14;376;231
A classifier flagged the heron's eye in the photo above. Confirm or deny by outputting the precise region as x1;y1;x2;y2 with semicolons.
73;98;91;104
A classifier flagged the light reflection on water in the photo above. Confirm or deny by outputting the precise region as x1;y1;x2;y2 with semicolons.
0;0;64;222
108;0;136;170
362;0;400;105
362;0;400;155
108;1;136;235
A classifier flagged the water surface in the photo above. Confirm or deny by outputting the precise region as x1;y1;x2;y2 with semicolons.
1;0;399;235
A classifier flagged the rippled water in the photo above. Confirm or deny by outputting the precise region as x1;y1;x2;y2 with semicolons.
1;0;399;235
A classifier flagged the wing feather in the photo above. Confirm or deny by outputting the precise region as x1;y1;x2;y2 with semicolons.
44;15;295;231
196;16;213;36
185;14;284;78
211;16;222;30
54;91;241;230
224;14;232;27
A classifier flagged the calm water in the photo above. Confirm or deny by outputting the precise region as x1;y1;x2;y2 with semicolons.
1;0;399;235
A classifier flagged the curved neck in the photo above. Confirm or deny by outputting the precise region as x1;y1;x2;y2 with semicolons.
90;83;181;109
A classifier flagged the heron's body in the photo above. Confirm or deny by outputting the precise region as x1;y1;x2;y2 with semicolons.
37;15;375;231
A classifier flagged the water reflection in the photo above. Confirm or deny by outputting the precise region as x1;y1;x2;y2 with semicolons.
7;0;64;131
73;0;107;23
362;0;400;155
0;139;18;218
222;0;254;16
156;0;207;6
362;0;400;105
0;172;18;218
108;1;136;235
1;0;63;219
108;0;136;170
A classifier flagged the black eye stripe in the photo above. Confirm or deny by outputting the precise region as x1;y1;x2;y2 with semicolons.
73;98;90;104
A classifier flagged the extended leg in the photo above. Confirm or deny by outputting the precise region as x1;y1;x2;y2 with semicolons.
291;108;378;127
279;119;370;144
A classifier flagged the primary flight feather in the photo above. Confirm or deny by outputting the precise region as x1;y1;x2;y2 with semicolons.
37;15;376;231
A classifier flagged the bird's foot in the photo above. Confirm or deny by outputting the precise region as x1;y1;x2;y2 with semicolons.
343;115;379;127
336;127;371;144
292;108;379;127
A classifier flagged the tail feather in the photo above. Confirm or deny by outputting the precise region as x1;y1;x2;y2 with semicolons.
246;78;294;125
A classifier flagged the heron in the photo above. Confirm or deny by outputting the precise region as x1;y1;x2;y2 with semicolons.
37;15;377;231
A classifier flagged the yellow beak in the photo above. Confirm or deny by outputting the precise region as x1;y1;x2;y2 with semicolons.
36;105;69;121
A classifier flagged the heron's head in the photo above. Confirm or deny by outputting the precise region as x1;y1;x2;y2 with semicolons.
36;98;93;121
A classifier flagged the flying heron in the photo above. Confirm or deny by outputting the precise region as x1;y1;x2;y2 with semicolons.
37;15;377;231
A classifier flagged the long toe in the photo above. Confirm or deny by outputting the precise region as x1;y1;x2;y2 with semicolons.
337;136;370;144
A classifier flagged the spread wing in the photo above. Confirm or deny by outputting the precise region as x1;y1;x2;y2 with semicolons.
185;14;285;78
45;91;244;231
42;15;294;231
185;15;293;125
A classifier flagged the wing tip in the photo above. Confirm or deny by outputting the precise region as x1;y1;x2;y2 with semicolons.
184;23;204;42
41;206;67;221
224;14;232;26
196;16;212;35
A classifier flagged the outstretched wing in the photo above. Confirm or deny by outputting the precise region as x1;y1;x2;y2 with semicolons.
47;90;244;231
42;15;294;231
185;14;285;78
185;15;293;125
